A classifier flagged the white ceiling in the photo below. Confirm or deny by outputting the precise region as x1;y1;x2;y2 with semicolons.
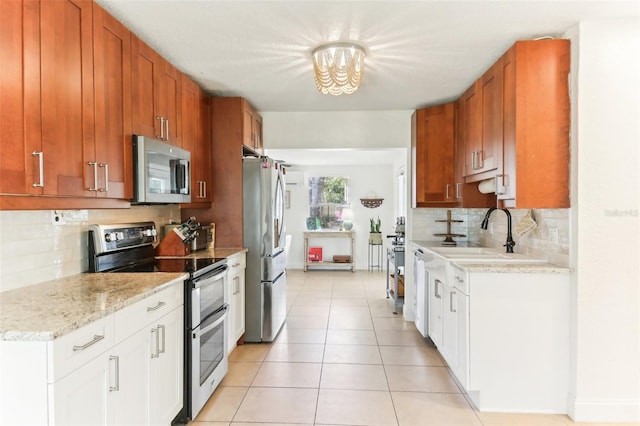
96;0;638;113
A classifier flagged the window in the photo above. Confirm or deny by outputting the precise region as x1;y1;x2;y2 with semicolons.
308;176;351;230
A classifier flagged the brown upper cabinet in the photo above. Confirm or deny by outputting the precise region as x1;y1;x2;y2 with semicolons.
453;101;496;208
498;40;570;208
243;102;263;155
461;62;503;181
411;103;456;207
0;0;42;197
131;35;182;146
1;0;105;201
189;97;263;247
181;76;212;206
93;3;133;200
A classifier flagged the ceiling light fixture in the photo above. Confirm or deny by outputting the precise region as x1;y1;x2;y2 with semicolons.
312;42;365;96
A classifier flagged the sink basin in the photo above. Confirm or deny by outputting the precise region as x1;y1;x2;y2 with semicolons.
429;247;500;255
445;253;547;263
428;246;546;263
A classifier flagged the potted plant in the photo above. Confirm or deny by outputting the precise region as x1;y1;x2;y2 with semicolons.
369;217;382;244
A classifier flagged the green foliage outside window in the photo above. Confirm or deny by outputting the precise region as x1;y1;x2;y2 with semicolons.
308;176;350;230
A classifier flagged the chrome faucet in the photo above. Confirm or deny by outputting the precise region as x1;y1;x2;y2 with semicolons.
480;207;516;253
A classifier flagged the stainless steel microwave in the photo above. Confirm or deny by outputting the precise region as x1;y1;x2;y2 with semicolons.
132;135;191;204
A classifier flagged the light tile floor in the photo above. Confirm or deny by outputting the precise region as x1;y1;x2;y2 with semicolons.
191;270;636;426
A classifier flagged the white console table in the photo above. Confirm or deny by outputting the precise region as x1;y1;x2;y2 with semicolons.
304;231;355;272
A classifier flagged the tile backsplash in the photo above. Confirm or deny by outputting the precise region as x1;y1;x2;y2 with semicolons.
0;206;180;292
410;207;570;267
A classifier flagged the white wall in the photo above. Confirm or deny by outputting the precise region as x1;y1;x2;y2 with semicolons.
568;19;640;422
284;164;397;271
262;110;412;149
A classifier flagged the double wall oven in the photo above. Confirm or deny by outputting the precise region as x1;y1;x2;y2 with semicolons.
89;222;228;421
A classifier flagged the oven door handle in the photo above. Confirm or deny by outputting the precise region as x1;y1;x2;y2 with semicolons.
195;304;228;337
192;266;228;289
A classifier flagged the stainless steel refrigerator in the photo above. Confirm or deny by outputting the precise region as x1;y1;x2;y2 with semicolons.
243;157;287;342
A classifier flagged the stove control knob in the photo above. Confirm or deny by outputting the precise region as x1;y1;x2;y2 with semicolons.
105;232;117;242
116;232;124;241
143;229;153;237
105;233;112;242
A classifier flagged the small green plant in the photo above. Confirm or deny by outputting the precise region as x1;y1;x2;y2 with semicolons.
369;217;381;233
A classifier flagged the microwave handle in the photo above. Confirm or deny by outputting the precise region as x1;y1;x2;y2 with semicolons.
174;160;188;192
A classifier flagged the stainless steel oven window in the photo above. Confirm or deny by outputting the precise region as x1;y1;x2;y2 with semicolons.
197;308;226;385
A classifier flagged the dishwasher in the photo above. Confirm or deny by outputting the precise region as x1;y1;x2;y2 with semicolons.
413;248;429;338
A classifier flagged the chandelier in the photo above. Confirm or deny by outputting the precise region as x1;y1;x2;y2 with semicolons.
312;43;365;96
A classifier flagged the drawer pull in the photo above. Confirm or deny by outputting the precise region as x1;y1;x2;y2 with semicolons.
147;301;166;312
73;334;104;351
158;324;166;354
109;355;120;392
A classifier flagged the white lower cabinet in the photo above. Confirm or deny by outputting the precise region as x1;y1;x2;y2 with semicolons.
226;252;246;354
424;254;570;413
49;350;111;426
0;278;185;426
149;306;184;426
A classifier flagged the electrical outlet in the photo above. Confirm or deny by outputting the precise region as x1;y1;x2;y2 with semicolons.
549;228;559;244
51;210;68;225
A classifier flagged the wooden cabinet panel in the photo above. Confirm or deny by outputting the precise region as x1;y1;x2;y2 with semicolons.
131;35;181;146
131;37;158;139
462;62;502;181
243;101;263;154
158;61;182;146
0;0;42;195
411;103;456;207
93;3;133;199
453;101;496;208
181;76;212;206
40;0;95;197
499;40;570;208
184;97;260;246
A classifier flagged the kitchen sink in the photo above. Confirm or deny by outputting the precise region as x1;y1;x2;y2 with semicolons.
429;247;500;255
428;246;547;263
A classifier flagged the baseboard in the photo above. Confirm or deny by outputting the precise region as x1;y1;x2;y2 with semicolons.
567;394;640;422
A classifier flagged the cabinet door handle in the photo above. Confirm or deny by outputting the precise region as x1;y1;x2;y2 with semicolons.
73;334;104;351
109;355;120;391
158;324;166;354
151;327;160;358
471;151;476;170
455;182;462;199
203;181;207;198
147;301;166;312
450;291;457;313
494;174;505;195
434;279;441;299
156;116;164;139
445;184;451;200
32;151;44;188
165;119;170;141
99;163;109;192
88;161;98;191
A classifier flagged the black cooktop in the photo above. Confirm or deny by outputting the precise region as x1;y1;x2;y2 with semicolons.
110;256;226;274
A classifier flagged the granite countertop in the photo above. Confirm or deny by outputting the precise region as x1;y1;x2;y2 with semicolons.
410;240;570;274
0;272;188;342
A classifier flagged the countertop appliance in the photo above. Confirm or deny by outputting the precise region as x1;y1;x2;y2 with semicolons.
88;222;228;421
132;135;191;204
242;157;287;342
